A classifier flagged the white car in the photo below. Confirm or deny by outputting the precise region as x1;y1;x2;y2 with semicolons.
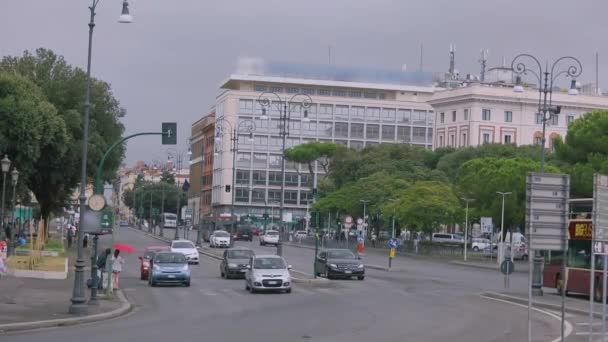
245;255;292;293
294;231;308;239
210;230;231;248
472;238;492;252
170;240;199;264
260;230;280;246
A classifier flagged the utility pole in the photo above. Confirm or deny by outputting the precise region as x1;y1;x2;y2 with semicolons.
461;198;474;262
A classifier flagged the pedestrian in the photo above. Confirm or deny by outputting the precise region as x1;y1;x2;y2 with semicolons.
67;225;74;249
97;248;111;289
111;249;124;290
83;233;89;248
371;232;377;248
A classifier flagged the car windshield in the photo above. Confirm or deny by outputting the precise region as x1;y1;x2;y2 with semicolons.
266;231;279;236
173;241;194;249
155;253;186;264
227;250;254;258
254;257;286;269
327;250;357;259
214;231;230;237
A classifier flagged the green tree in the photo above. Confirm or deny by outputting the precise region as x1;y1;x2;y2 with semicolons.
284;142;341;178
456;157;560;236
160;170;176;184
123;182;187;220
387;181;462;237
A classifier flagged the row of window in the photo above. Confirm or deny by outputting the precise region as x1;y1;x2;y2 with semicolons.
235;187;313;205
238;99;433;124
253;84;388;100
439;108;577;126
235;170;313;187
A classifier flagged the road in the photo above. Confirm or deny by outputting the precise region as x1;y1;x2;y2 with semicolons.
3;227;570;342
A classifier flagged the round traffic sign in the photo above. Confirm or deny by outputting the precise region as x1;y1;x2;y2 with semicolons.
501;260;514;275
356;218;363;225
344;216;353;224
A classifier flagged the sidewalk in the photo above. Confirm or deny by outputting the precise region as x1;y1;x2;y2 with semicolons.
0;231;128;331
449;260;529;274
482;290;598;318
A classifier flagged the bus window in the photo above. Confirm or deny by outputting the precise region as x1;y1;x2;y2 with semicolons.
567;239;591;269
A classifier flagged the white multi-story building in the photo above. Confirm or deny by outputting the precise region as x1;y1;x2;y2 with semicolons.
430;83;608;150
211;59;437;222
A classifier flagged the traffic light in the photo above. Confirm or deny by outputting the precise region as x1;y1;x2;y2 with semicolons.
225;185;231;193
161;122;177;145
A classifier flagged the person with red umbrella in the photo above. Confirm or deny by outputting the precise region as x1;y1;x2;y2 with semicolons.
111;249;125;290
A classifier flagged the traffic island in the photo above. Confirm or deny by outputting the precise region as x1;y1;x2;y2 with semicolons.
7;255;68;279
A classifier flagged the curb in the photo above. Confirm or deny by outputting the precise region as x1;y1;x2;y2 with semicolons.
449;261;528;274
481;291;600;318
0;289;132;334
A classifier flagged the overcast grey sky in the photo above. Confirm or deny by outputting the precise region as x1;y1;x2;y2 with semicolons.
1;0;606;165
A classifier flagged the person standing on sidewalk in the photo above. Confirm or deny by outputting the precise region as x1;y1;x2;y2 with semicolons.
97;248;111;289
66;225;74;249
111;249;124;290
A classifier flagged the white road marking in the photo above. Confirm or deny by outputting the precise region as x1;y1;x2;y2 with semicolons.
576;322;602;326
480;295;573;342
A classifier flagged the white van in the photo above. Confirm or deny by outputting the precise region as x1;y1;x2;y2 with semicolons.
432;233;465;244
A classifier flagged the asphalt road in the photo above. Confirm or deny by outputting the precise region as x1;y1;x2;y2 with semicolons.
3;227;568;342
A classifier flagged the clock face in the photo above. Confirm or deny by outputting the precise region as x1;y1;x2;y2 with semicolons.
89;194;106;211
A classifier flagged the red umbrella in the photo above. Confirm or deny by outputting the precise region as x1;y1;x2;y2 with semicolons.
113;243;136;253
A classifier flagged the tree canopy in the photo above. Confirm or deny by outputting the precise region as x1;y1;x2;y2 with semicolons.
284;142;342;178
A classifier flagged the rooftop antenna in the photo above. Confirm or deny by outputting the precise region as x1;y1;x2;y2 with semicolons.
596;51;600;95
328;46;332;65
479;49;488;82
449;44;455;77
419;43;424;72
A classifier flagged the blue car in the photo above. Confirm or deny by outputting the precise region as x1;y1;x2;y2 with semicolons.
148;252;191;287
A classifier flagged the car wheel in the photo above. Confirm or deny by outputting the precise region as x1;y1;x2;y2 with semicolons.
184;281;191;287
140;273;145;280
245;281;250;291
150;279;156;287
357;276;365;280
472;246;479;252
324;267;331;279
220;271;225;278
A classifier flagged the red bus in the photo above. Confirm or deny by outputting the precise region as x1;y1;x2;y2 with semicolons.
543;199;605;301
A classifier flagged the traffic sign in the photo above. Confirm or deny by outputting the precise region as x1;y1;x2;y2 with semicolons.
356;218;363;225
593;174;608;255
162;122;177;145
501;259;514;275
344;216;353;225
388;238;399;249
389;248;396;258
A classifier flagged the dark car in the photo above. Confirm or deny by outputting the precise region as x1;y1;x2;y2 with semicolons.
234;227;253;242
220;248;255;279
315;249;365;280
139;246;170;280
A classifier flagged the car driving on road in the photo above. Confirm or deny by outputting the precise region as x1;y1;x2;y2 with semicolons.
210;230;231;248
148;252;191;287
139;246;170;280
294;230;308;239
170;239;199;264
260;230;280;246
220;248;255;279
245;255;292;293
315;249;365;280
234;227;253;242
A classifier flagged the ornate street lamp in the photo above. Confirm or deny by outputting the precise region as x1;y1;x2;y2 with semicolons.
7;168;18;256
0;155;11;242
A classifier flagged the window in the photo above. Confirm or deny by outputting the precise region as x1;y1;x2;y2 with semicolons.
350;123;364;138
285;191;298;204
252;153;267;168
301;122;317;136
366;124;380;139
319;104;333;119
236;170;250;185
482;109;491;121
567;115;575;126
318;88;331;96
535;113;543;124
239;99;254;113
300;174;313;187
504;135;512;144
482;133;490;144
504;111;513;123
439;136;444;147
449;135;455;146
286;87;299;94
252;171;266;185
440;112;445;123
251;189;266;203
367;107;380;121
349;90;362;98
300;88;315;95
318;122;333;137
332;89;346;97
285;173;299;186
550;114;559;126
300;192;312;205
335;122;349;138
462;133;467;146
464;109;469;121
382;108;396;122
381;125;395;141
235;188;249;203
397;126;411;142
452;111;456;122
427;129;433;141
397;109;411;123
268;190;281;202
237;153;251;168
534;136;543;145
351;106;365;121
412;111;426;125
254;135;268;150
269;136;282;151
335;105;349;120
268;171;282;186
254;84;267;92
268;155;281;169
364;91;377;99
412;127;426;142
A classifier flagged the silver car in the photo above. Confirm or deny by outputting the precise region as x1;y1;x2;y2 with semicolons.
245;255;292;294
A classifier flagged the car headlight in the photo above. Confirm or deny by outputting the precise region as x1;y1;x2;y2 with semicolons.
228;263;237;268
182;264;189;271
329;263;338;269
153;264;160;271
357;264;364;269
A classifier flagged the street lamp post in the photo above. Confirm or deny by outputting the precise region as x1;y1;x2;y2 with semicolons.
258;92;312;256
360;199;370;244
7;168;18;256
461;198;474;262
496;192;512;263
511;54;581;299
71;0;132;315
0;155;11;242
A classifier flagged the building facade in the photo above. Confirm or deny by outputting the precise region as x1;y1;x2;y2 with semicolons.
210;60;437;223
430;84;608;150
188;111;215;225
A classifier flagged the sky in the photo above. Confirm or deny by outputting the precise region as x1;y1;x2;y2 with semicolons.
1;0;607;165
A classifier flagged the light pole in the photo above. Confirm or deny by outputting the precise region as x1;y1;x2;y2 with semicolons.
388;199;397;238
7;168;18;256
195;135;208;247
496;192;512;263
214;117;255;247
511;54;581;298
0;155;10;240
360;199;370;243
258;92;312;256
71;0;132;315
460;197;474;262
167;147;191;240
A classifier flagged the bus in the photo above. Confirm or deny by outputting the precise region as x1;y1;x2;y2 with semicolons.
161;213;178;228
543;198;605;301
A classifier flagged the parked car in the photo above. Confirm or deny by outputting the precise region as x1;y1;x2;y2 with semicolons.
483;244;529;261
119;220;129;227
170;240;199;264
245;255;291;293
234;227;253;242
432;233;465;244
260;230;280;246
210;230;231;248
315;249;365;280
148;252;191;287
220;248;255;279
472;238;492;252
294;231;308;240
139;246;170;280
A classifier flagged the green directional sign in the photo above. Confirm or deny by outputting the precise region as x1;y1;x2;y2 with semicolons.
162;122;177;145
101;210;114;229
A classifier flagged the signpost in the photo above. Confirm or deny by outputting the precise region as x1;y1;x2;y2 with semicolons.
590;174;608;340
526;172;569;342
500;259;514;288
388;238;399;270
